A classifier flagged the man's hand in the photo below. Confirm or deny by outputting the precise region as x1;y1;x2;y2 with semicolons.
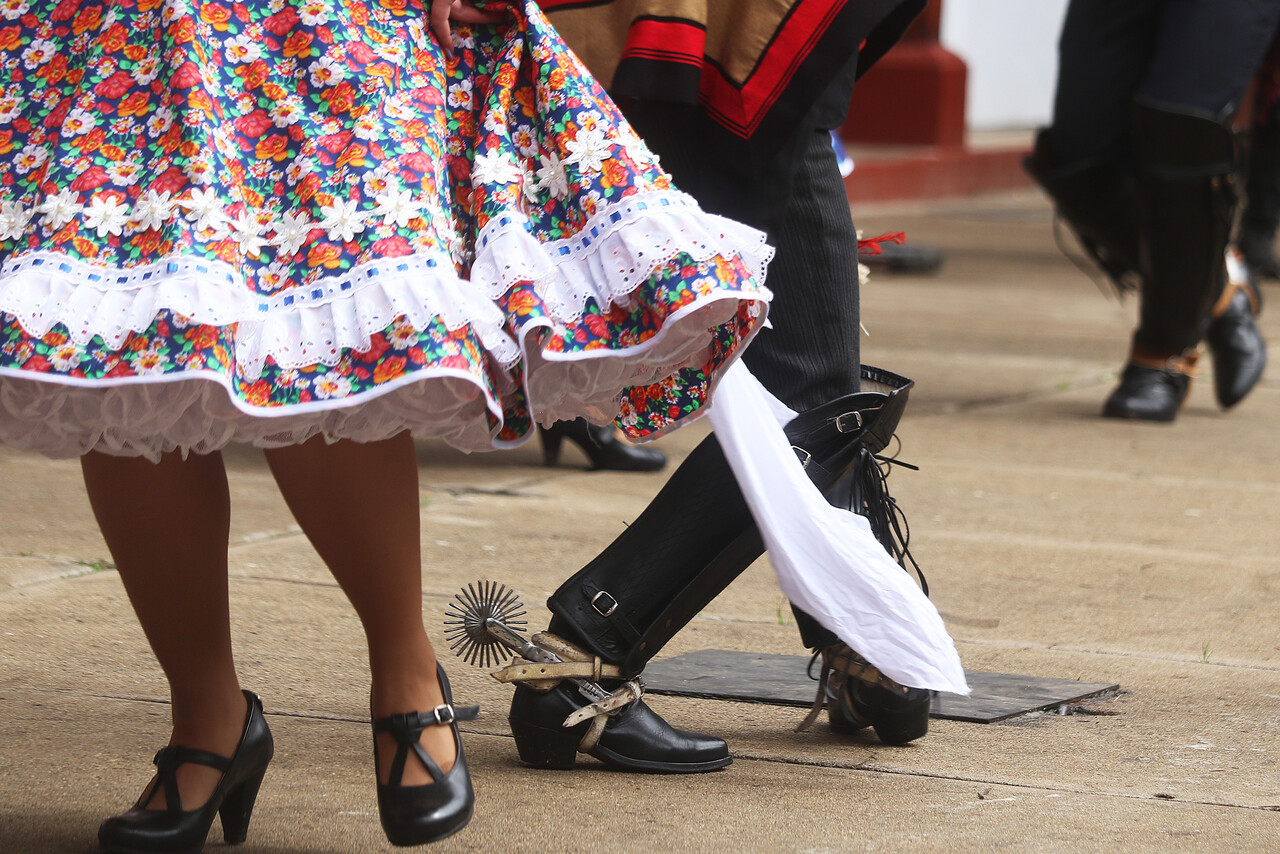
429;0;510;56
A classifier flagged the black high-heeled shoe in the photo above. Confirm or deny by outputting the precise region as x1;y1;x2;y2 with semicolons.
373;665;479;846
540;418;666;472
98;690;273;854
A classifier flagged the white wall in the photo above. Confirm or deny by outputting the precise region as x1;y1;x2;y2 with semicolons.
939;0;1071;131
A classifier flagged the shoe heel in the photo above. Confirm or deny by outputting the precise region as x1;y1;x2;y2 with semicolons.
871;710;930;746
867;691;932;746
508;716;579;769
218;767;267;844
540;430;564;467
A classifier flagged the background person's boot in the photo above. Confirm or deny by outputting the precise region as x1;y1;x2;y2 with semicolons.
1104;99;1240;423
1102;349;1199;423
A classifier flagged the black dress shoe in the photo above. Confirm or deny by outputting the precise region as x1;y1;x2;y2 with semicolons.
540;418;666;472
373;665;478;846
508;683;730;773
99;691;273;854
1208;289;1267;409
1102;363;1192;422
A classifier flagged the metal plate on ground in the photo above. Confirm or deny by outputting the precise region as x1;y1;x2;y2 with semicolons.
643;649;1119;723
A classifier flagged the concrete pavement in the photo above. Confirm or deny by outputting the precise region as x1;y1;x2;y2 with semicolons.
2;189;1278;852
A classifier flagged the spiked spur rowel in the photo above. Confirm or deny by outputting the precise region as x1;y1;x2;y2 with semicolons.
444;581;632;711
444;580;528;668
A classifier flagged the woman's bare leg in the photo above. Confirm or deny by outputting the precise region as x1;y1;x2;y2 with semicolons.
263;432;452;784
81;450;247;809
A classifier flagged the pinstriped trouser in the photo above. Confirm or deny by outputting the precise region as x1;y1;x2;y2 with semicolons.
620;103;863;410
614;104;864;651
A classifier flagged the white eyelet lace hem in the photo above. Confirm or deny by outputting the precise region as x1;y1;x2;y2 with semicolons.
0;190;771;381
0;191;773;460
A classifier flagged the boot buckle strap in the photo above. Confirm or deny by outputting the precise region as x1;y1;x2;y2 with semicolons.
835;410;868;433
591;589;619;617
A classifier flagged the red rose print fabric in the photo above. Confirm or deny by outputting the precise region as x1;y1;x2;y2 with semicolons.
0;0;770;459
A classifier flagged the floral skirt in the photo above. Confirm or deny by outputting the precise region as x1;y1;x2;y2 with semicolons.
0;0;770;460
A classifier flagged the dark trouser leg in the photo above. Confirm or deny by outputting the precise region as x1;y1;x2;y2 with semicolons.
741;129;861;409
547;129;864;668
1051;0;1161;166
1103;0;1280;420
1130;101;1238;357
1240;29;1280;278
1051;0;1280;162
1039;0;1280;295
1127;0;1280;353
1025;2;1159;293
1101;101;1239;422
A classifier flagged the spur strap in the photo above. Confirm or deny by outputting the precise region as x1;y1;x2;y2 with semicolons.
489;631;645;752
795;644;912;733
491;632;628;692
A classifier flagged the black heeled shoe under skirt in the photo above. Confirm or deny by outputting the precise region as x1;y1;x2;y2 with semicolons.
98;690;274;854
540;418;666;472
372;665;479;846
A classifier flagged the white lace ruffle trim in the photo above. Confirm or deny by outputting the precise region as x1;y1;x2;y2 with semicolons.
0;289;762;461
0;191;772;380
0;191;772;460
470;191;772;320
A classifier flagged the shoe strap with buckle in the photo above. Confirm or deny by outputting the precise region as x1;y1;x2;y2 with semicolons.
149;745;233;813
374;704;480;740
373;705;479;786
